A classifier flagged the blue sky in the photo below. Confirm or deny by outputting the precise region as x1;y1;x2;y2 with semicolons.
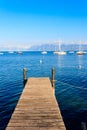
0;0;87;50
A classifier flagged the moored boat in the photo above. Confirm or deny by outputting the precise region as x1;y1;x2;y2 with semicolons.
54;51;66;55
54;40;66;55
41;51;47;54
77;41;84;55
77;51;84;55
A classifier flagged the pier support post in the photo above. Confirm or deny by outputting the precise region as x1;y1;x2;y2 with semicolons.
23;68;27;85
52;68;55;88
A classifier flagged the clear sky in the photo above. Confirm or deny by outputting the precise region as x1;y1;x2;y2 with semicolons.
0;0;87;50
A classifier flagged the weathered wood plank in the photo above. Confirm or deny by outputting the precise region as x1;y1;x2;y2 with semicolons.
6;78;66;130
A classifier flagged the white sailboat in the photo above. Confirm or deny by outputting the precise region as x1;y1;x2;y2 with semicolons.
41;45;47;54
17;51;22;54
54;40;66;55
77;41;84;55
77;51;84;55
41;51;47;54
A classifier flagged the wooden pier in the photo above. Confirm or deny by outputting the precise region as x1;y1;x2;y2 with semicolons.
6;77;66;130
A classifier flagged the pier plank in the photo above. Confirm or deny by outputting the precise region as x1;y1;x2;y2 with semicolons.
6;78;66;130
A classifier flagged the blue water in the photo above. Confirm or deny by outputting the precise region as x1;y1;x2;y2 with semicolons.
0;51;87;130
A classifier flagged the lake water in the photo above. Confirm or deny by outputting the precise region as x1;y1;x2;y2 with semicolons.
0;51;87;130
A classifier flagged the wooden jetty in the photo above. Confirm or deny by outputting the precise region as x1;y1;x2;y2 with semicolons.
6;69;66;130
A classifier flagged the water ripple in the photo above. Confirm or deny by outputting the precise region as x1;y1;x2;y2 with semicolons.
0;51;87;130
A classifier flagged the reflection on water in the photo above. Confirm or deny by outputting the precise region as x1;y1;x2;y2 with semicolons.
57;55;63;67
77;55;83;69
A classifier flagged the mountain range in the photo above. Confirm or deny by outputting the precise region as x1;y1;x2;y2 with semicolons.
28;44;87;51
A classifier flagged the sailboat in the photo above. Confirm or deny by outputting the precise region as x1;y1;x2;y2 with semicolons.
54;40;66;55
77;41;84;55
41;45;47;54
77;51;84;55
17;51;22;54
41;51;47;54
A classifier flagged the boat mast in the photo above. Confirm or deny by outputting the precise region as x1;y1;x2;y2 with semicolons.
58;40;61;52
79;41;81;51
